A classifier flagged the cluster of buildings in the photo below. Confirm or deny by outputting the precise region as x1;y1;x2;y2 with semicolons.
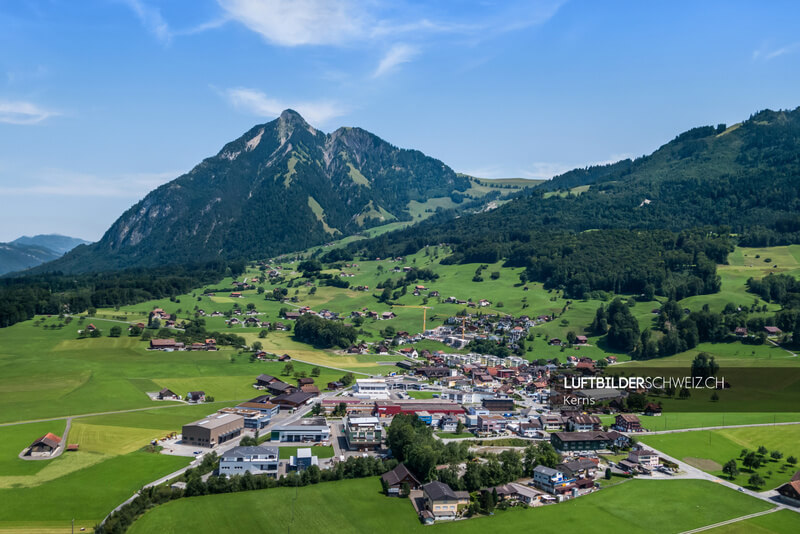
148;338;217;351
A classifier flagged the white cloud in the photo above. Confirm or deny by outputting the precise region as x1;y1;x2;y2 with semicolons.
753;42;800;61
224;87;347;125
373;43;419;78
0;169;179;197
0;100;58;125
121;0;171;43
217;0;365;46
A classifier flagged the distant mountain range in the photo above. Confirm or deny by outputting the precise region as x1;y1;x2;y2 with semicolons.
0;235;89;275
37;109;521;273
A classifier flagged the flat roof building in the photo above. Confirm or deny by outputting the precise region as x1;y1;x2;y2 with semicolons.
353;378;390;400
344;416;383;450
219;446;279;477
182;413;244;448
271;417;330;443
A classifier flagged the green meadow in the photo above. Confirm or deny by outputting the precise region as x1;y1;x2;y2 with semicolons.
128;477;773;534
704;510;800;533
641;424;800;488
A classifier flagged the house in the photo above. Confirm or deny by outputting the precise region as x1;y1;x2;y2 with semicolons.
734;327;748;337
644;403;662;416
237;396;280;415
550;432;613;453
549;338;562;346
266;380;297;396
482;398;515;413
421;481;469;520
327;381;343;390
288;448;318;471
440;415;459;433
344;416;383;450
284;312;301;320
269;391;314;409
230;292;243;298
300;384;320;396
764;326;782;336
25;432;62;456
506;482;544;505
381;463;421;496
605;430;631;449
381;311;396;320
567;414;602;432
298;377;315;386
777;475;800;507
150;338;183;351
628;448;659;468
255;374;278;388
186;391;205;403
613;413;643;432
477;414;507;433
559;458;599;479
532;465;569;493
575;335;588;345
157;388;179;400
219;446;279;477
278;354;292;361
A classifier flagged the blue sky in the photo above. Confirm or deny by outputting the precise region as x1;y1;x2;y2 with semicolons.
1;0;799;241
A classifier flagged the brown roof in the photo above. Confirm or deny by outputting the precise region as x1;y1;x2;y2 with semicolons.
381;463;421;487
151;338;177;347
618;414;640;422
32;432;62;449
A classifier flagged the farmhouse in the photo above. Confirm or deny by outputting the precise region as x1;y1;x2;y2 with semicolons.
219;446;279;477
270;417;330;442
269;391;314;409
777;479;800;507
157;388;179;400
186;391;205;403
25;432;62;457
149;339;183;351
381;463;421;496
613;413;643;432
628;448;660;467
764;326;782;336
181;413;244;448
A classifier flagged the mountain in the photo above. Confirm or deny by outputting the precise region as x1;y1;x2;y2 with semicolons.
0;235;89;275
352;107;800;298
39;109;482;273
11;234;90;255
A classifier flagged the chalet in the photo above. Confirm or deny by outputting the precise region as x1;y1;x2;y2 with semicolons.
284;312;301;320
297;377;315;386
157;388;179;400
327;381;344;390
550;431;613;453
186;391;206;403
230;292;243;298
266;380;296;396
613;413;643;432
734;327;748;337
777;478;800;507
764;326;782;336
381;311;396;320
382;463;421;496
549;338;562;346
575;335;588;345
278;354;292;361
478;299;491;307
559;458;599;479
270;391;314;409
418;366;451;379
644;403;662;416
482;398;515;412
605;430;631;448
567;414;602;432
256;374;278;387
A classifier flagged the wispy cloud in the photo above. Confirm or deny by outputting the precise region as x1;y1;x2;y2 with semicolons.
0;169;179;197
121;0;171;44
373;44;419;78
224;87;347;125
217;0;365;46
0;100;58;125
465;153;632;180
752;41;800;61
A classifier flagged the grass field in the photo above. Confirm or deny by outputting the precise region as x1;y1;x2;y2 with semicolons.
704;510;800;533
641;425;800;488
599;413;800;432
128;477;773;534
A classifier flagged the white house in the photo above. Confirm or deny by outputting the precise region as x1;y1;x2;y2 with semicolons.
219;446;279;477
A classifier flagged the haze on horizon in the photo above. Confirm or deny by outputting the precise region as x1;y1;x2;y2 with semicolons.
0;0;799;242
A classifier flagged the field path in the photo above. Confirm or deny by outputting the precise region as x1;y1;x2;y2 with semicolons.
639;421;800;435
17;417;73;461
679;507;780;533
768;338;797;357
0;400;245;428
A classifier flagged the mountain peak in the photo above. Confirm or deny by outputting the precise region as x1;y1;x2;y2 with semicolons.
279;108;307;124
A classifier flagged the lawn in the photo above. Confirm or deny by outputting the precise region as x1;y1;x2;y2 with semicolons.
641;424;800;488
276;445;335;460
599;413;800;432
128;477;773;534
435;432;475;439
407;391;439;399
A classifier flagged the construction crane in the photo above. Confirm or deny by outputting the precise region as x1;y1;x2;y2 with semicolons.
391;305;433;332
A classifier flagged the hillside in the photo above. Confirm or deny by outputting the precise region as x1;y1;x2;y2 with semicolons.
0;235;89;275
11;234;90;255
36;110;497;273
0;243;62;275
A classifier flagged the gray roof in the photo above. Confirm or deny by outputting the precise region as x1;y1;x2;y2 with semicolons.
222;446;278;459
422;481;458;501
533;465;561;477
381;463;420;487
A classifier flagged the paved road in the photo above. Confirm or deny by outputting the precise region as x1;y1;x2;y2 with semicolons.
679;508;780;534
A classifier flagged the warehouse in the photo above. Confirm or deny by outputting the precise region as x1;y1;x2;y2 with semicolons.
181;413;244;448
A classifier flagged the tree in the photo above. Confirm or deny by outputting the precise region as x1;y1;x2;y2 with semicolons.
743;452;761;471
90;328;102;338
748;473;765;488
400;481;411;498
770;450;783;462
311;366;321;377
679;387;691;399
757;445;768;456
456;420;465;435
258;329;268;338
282;362;294;376
722;459;739;479
787;456;797;466
109;325;122;337
605;467;612;480
252;341;263;351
